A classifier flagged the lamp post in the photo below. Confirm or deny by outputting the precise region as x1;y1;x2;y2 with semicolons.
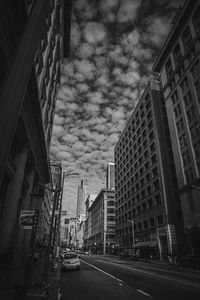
127;219;135;248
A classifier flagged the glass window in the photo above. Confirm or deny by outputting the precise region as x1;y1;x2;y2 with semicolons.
173;44;182;66
182;26;192;50
157;214;164;226
192;5;200;33
165;58;173;79
149;217;155;228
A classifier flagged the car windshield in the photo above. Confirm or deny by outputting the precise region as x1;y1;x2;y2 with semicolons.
64;253;77;259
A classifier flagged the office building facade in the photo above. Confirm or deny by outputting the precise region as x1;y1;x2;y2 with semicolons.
83;189;116;254
115;74;184;259
153;0;200;253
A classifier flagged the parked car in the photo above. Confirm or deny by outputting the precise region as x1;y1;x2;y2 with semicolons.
61;252;81;271
178;253;200;270
60;250;67;259
120;248;140;260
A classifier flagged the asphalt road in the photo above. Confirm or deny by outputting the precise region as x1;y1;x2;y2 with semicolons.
61;255;200;300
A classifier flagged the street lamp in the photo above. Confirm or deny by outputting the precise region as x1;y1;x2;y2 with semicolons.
127;219;135;248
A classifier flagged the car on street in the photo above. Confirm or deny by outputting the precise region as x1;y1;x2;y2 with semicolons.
61;252;81;271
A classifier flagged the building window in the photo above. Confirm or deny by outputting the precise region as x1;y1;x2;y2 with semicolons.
184;168;194;183
193;141;200;158
149;217;155;228
179;133;187;149
180;77;189;94
183;91;192;109
191;59;200;80
186;106;195;122
190;122;200;139
182;150;191;166
171;90;178;106
173;44;182;66
182;26;192;51
157;214;164;226
148;198;153;209
155;194;162;206
143;220;148;229
192;5;200;33
165;58;173;79
107;216;115;221
174;103;182;119
176;118;184;134
138;222;142;231
107;208;115;214
142;202;147;211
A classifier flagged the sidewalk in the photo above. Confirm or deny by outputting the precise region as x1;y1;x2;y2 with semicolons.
26;259;61;300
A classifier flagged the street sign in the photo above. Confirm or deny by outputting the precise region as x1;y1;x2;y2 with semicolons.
19;210;36;229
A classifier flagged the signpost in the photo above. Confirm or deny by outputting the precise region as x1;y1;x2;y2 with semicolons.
19;210;36;229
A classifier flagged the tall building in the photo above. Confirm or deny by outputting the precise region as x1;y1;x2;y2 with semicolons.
106;162;115;189
75;179;87;249
115;74;184;260
83;193;97;249
76;179;87;222
83;189;116;254
153;0;200;254
0;0;72;296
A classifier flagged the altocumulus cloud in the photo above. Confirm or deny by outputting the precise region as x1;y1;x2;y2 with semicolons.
50;0;182;216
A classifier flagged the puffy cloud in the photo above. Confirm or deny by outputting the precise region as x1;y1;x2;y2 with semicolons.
143;16;172;47
83;22;107;45
117;0;141;23
50;0;180;216
75;59;95;80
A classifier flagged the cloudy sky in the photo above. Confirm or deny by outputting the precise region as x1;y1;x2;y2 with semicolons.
50;0;183;216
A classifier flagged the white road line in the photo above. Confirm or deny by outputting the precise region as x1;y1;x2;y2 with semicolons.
81;259;124;284
137;289;153;298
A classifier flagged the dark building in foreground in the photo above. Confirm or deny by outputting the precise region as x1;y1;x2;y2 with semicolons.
0;0;72;296
115;74;184;259
153;0;200;254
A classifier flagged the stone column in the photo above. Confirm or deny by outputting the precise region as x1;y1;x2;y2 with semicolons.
0;145;28;252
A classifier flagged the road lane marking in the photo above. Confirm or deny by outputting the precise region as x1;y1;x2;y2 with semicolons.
93;258;200;290
137;289;153;298
81;259;124;285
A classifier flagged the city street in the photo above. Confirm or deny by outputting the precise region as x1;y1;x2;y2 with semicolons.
61;255;200;300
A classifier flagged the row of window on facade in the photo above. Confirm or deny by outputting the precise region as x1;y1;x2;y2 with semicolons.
165;6;200;79
117;177;161;203
117;194;162;219
117;214;165;234
116;160;158;188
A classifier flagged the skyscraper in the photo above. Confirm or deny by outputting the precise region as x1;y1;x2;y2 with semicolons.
115;74;184;259
106;162;115;189
153;0;200;254
76;179;87;222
